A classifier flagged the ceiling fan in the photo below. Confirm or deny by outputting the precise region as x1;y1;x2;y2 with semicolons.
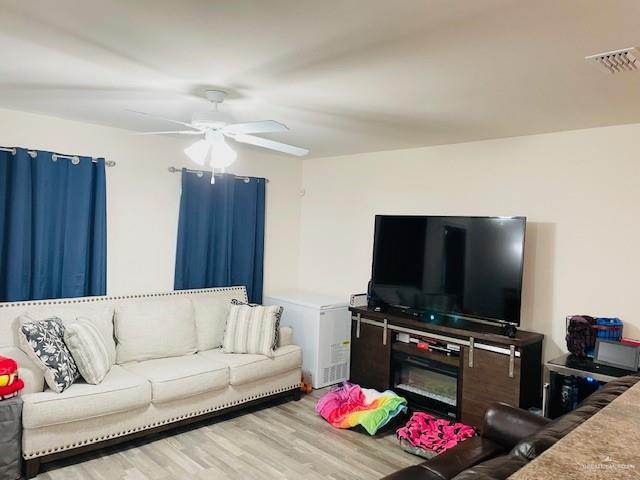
130;90;309;183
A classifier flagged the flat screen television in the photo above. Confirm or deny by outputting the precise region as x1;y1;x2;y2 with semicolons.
369;215;526;325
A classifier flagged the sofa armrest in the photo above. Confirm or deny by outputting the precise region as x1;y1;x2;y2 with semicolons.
381;437;504;480
279;326;293;347
0;346;44;394
449;454;528;480
481;402;550;450
421;437;505;480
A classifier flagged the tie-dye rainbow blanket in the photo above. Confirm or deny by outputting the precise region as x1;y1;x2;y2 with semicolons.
315;382;407;435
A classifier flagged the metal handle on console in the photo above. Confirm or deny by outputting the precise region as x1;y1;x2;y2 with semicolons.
356;313;361;339
468;337;474;367
382;318;388;345
542;382;550;418
508;345;515;378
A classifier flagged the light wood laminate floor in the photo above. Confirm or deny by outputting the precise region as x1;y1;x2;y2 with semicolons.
37;389;422;480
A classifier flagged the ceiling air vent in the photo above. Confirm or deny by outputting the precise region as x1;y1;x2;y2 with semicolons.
585;47;640;74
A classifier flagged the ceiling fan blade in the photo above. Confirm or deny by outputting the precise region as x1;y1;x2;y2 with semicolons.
223;120;288;135
231;134;309;156
132;130;203;136
125;109;203;131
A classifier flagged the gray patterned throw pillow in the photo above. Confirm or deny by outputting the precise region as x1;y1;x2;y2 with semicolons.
18;317;80;393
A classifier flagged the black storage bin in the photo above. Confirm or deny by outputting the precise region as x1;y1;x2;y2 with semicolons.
0;396;22;480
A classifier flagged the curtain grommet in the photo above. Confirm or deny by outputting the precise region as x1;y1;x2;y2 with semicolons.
243;177;250;183
28;151;37;158
52;154;58;162
11;148;16;155
197;171;203;177
71;156;80;165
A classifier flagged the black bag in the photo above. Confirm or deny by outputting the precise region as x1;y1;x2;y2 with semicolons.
565;315;596;357
0;396;22;480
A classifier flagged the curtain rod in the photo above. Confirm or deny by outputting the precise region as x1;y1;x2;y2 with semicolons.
168;166;269;183
0;147;116;167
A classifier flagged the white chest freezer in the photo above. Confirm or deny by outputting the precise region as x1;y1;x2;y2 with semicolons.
264;292;351;389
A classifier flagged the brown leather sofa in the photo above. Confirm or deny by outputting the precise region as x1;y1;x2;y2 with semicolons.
383;375;639;480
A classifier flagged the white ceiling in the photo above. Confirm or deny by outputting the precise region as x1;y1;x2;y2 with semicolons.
2;0;640;158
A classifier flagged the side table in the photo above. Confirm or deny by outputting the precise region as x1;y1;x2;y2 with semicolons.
0;396;22;480
544;353;634;419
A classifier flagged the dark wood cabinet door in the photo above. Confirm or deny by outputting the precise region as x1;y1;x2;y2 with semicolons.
460;346;521;428
349;320;391;391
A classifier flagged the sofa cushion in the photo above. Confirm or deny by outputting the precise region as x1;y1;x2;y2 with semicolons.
199;345;302;386
192;297;231;351
121;354;229;404
114;298;197;363
22;365;151;429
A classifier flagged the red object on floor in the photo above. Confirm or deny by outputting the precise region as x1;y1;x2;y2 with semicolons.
0;355;24;400
621;338;640;347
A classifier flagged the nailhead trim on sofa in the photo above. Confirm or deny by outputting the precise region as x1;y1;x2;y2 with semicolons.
0;286;249;310
23;383;299;458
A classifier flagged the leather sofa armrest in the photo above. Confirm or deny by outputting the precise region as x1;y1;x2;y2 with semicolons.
278;326;293;347
0;346;44;394
449;454;528;480
381;437;504;480
418;437;504;480
481;402;551;450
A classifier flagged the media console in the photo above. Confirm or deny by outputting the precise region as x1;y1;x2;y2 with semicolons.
349;306;544;427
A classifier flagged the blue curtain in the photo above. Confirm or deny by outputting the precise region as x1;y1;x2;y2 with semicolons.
174;171;265;303
0;147;107;302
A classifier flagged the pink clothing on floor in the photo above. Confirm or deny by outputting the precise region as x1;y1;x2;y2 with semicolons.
397;412;476;455
315;382;367;425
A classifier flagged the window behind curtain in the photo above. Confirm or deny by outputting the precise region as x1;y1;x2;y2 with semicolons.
174;171;266;304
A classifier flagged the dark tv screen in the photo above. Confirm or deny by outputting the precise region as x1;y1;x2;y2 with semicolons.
370;215;526;325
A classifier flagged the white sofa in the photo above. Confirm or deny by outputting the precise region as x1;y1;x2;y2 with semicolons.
0;287;302;478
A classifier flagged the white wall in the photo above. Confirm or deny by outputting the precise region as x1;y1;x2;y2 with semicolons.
3;107;639;360
0;108;302;296
299;124;640;359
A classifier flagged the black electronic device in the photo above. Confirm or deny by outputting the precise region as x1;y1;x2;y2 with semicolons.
369;215;526;327
594;339;639;372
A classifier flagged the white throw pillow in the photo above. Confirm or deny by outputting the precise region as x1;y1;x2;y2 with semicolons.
222;304;282;358
64;318;112;384
192;297;232;351
114;297;197;363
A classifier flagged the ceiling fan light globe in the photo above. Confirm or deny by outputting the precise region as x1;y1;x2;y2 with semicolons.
209;136;237;170
184;139;210;166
